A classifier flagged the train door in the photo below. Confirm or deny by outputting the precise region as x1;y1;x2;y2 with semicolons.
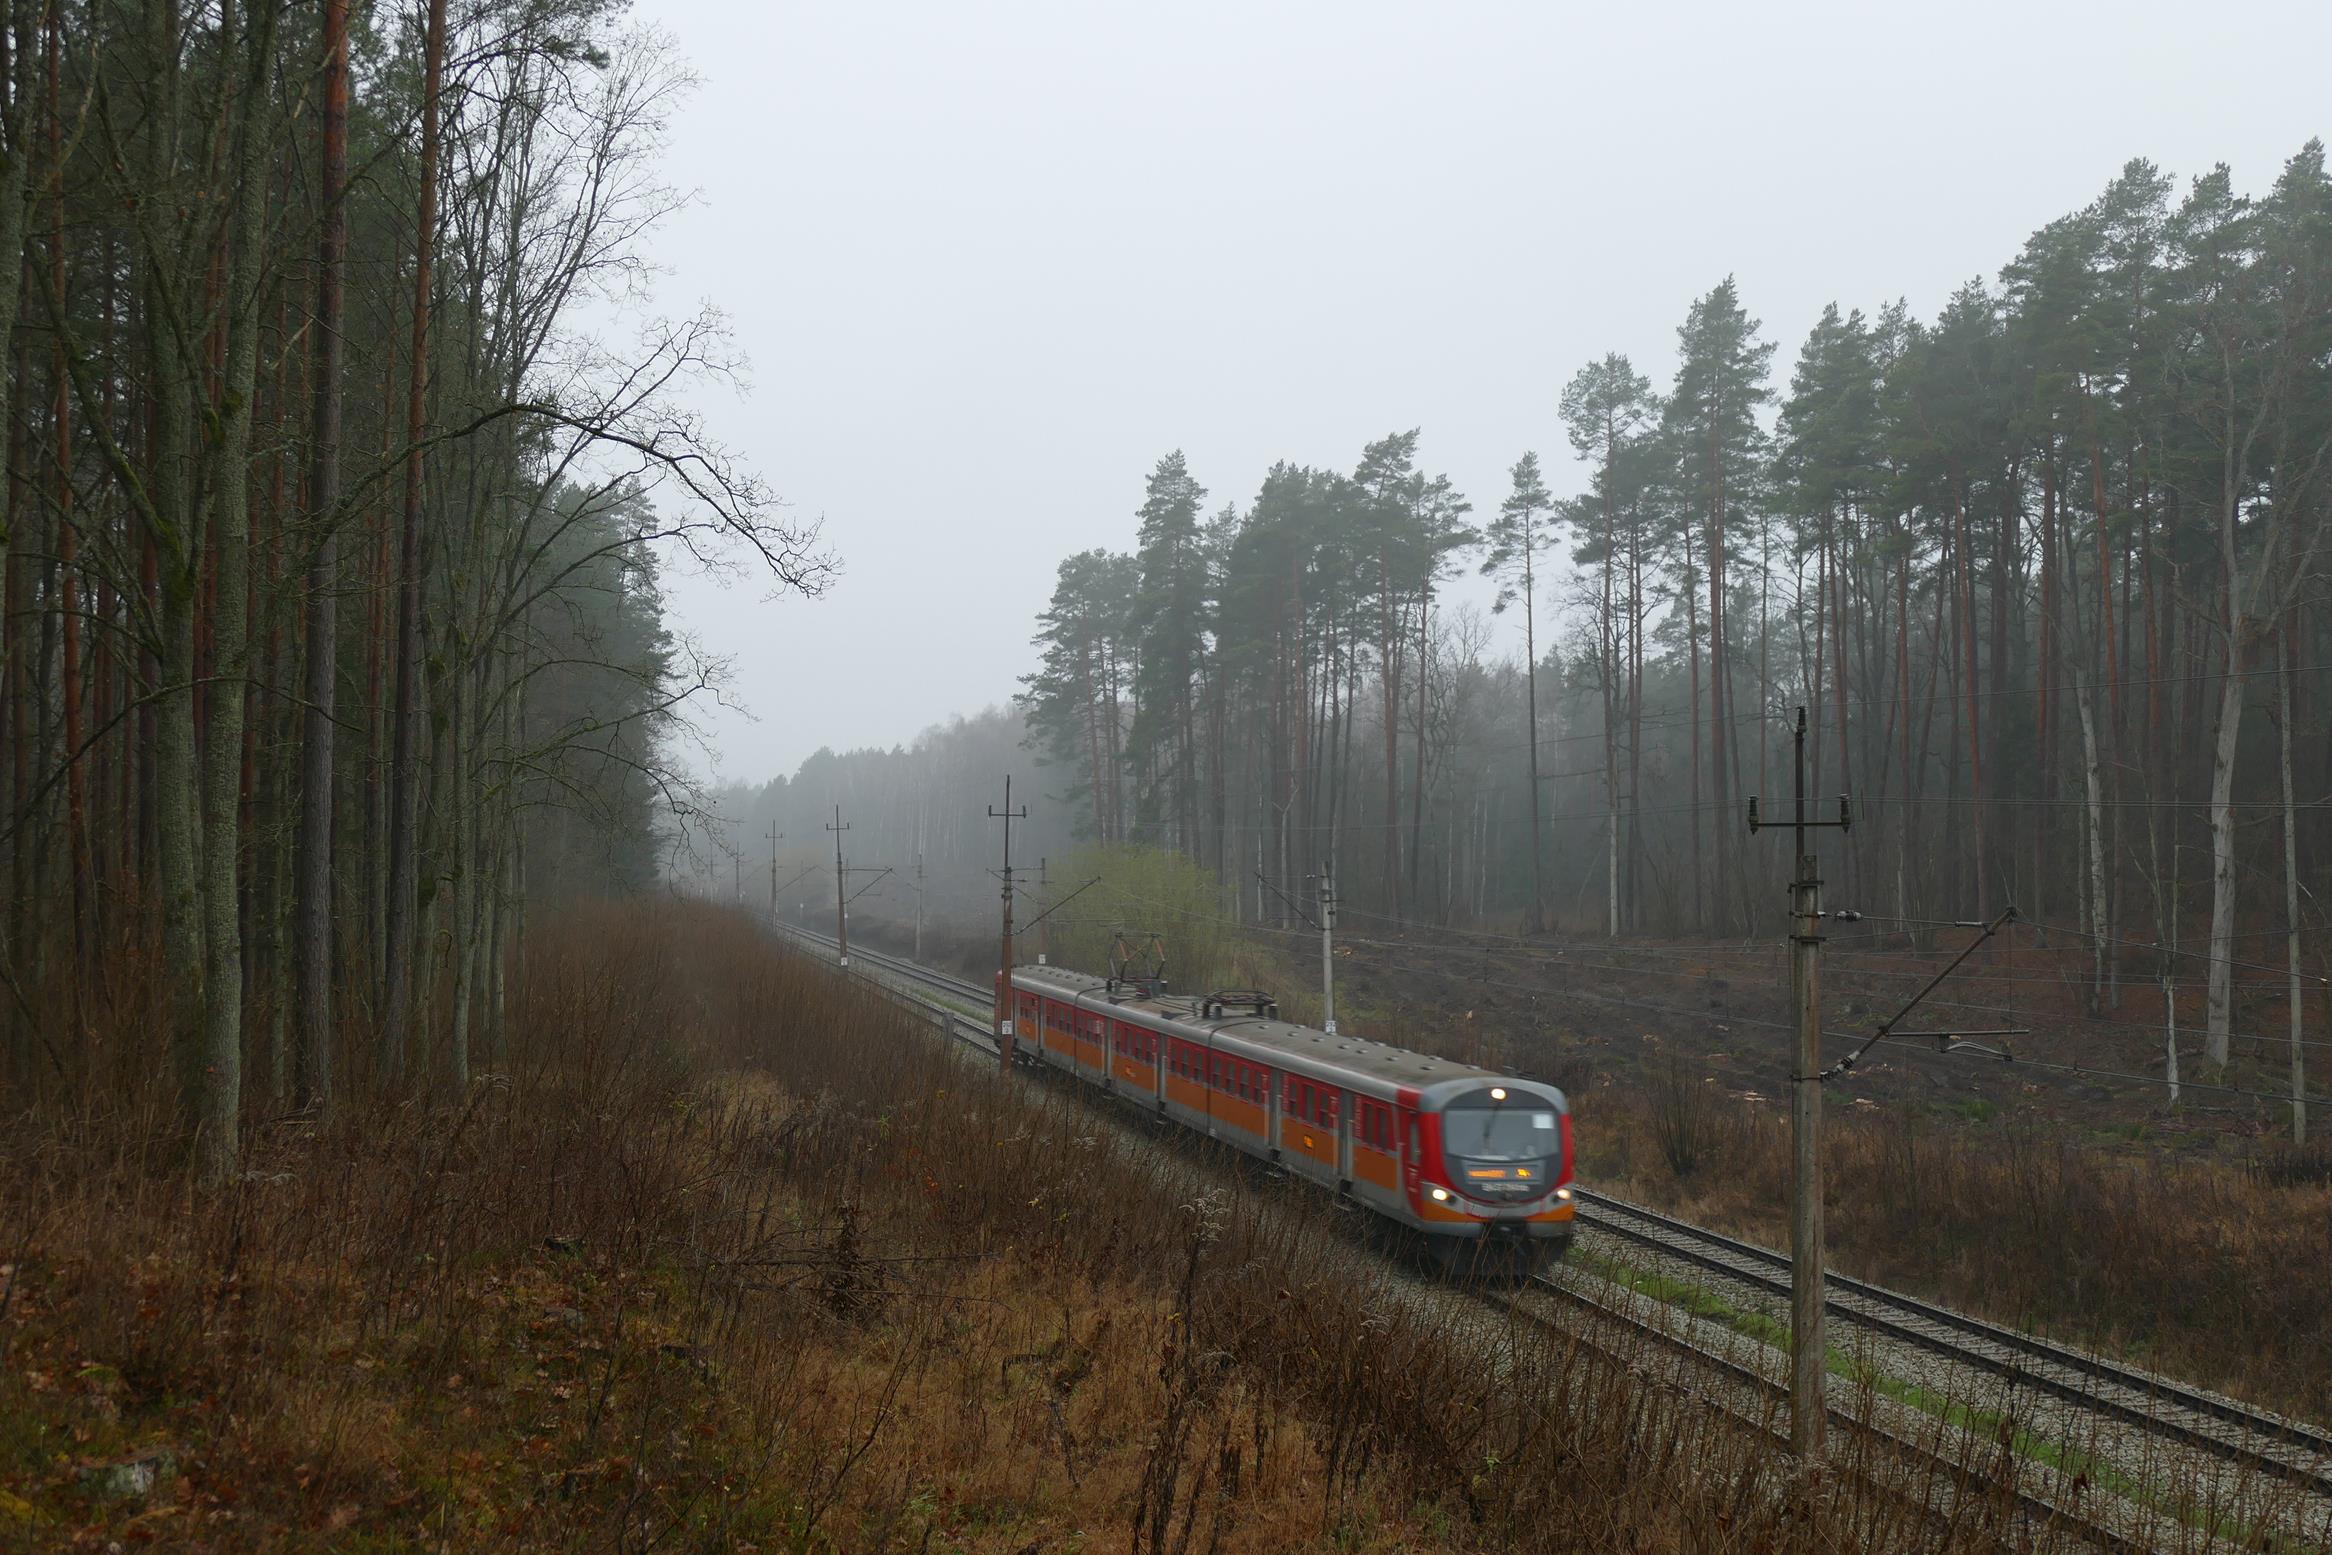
1403;1114;1422;1200
1336;1089;1352;1184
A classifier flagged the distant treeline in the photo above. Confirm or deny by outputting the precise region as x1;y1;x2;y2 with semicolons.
1008;148;2332;1071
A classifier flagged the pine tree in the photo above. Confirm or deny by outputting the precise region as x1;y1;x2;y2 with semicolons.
1127;451;1210;855
1562;355;1658;935
1661;280;1775;931
1481;453;1556;932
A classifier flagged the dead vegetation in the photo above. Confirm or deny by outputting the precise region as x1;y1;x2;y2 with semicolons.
0;900;2199;1551
1580;1085;2332;1424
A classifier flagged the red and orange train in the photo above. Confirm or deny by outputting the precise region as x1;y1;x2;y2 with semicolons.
1004;962;1576;1270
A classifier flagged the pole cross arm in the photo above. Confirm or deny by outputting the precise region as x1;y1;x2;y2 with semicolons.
1746;794;1852;833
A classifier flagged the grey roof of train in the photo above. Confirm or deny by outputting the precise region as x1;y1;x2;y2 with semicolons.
1011;962;1530;1093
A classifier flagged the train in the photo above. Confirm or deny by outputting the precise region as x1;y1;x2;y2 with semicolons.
1003;961;1575;1273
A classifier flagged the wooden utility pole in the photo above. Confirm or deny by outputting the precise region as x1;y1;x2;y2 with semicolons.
826;806;850;967
989;776;1027;1072
1036;857;1049;965
914;851;925;961
1747;708;1848;1462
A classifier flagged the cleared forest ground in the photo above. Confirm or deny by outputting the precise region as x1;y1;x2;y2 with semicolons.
2;901;2139;1554
1283;921;2332;1425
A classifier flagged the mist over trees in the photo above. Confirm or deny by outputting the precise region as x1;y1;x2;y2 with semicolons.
1002;148;2332;1071
0;0;827;1175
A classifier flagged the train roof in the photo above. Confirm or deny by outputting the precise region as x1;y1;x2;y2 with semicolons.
1009;962;1563;1108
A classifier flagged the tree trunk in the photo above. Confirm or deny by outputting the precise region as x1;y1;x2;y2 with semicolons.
2078;687;2110;1014
292;0;348;1107
381;0;447;1082
190;0;283;1183
1409;590;1429;915
2281;622;2304;1143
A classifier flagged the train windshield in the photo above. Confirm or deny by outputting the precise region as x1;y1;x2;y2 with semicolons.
1441;1105;1558;1162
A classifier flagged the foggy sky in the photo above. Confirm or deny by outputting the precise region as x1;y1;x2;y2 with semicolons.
640;0;2332;789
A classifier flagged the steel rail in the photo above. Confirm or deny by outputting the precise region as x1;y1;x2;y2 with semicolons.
1501;1278;2161;1555
764;921;2293;1552
1573;1189;2332;1496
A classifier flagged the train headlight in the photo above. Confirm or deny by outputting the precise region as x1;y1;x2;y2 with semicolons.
1490;1087;1507;1100
1556;1187;1573;1201
1428;1186;1451;1203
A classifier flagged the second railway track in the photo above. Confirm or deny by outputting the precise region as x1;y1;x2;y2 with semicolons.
769;919;2332;1552
1572;1189;2332;1497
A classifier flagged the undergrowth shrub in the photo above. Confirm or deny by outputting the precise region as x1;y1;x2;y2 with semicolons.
0;899;2216;1551
1576;1082;2332;1421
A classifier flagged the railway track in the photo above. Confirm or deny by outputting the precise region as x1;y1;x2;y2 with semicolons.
767;919;2326;1552
1573;1190;2332;1498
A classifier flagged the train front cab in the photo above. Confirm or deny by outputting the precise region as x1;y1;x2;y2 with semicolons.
1401;1078;1575;1270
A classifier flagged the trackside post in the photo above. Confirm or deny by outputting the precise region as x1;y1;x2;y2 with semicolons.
1748;707;1849;1463
989;775;1027;1072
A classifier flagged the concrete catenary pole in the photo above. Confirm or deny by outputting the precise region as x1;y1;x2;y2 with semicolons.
1748;707;1846;1463
989;776;1027;1072
826;805;850;967
778;825;797;923
1318;864;1338;1035
1787;715;1824;1462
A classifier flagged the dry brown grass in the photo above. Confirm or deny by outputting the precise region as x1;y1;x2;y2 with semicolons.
0;900;2171;1552
1577;1084;2332;1423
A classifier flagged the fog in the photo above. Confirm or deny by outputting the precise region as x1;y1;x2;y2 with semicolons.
642;0;2332;785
